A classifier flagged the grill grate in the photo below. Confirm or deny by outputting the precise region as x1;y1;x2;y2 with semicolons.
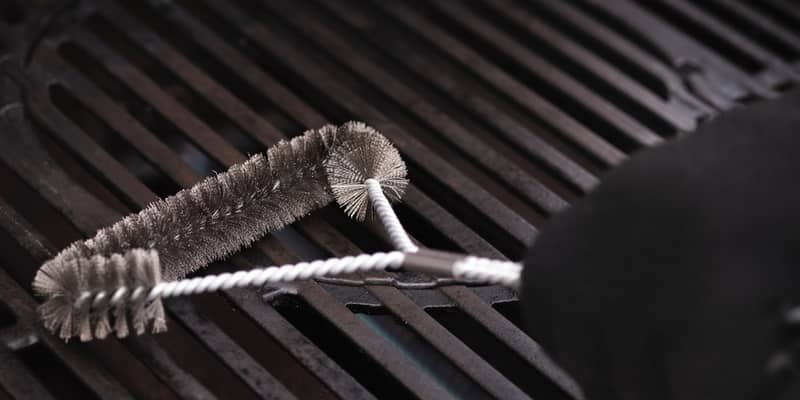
0;0;799;398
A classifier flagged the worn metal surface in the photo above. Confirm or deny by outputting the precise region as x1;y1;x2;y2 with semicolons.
0;0;798;398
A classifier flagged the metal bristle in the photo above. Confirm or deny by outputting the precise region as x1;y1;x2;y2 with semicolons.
33;122;408;341
33;249;162;342
36;124;341;286
325;121;409;221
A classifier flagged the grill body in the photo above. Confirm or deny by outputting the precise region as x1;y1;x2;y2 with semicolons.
0;0;798;399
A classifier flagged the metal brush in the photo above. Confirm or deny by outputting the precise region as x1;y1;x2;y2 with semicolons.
33;121;520;342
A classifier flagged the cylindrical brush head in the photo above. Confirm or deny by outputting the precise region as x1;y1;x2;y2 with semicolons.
33;249;165;341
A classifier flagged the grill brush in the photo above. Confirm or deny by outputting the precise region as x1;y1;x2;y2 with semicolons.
33;121;521;342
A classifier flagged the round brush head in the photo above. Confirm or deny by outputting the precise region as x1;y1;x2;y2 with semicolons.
325;121;409;221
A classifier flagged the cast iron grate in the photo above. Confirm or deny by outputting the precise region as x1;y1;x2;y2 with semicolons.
0;0;798;398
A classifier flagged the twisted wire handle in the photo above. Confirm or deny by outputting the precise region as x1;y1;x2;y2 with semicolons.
453;256;522;289
365;178;418;253
81;252;406;309
77;251;522;309
76;179;521;311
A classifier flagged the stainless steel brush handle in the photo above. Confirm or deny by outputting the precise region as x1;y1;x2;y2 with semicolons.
148;252;406;300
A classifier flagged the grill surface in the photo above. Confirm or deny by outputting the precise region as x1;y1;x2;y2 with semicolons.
0;0;799;399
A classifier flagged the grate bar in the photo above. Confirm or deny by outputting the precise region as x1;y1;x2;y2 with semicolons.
4;0;797;398
536;0;715;116
584;0;776;101
314;0;601;194
760;1;800;37
49;58;200;185
167;299;296;400
441;287;584;399
0;205;194;400
403;187;502;258
3;132;350;399
71;28;246;166
75;0;511;273
102;1;329;129
0;196;51;263
661;0;800;83
0;114;194;400
245;239;457;400
0;349;57;400
220;287;378;400
97;2;292;146
295;218;531;400
351;211;580;398
431;0;664;147
27;48;463;400
713;1;800;57
25;82;156;207
54;95;444;398
124;336;218;400
106;0;539;248
21;74;314;399
23;83;464;400
4;0;757;397
202;0;538;245
372;285;530;399
263;0;568;215
4;141;291;398
0;267;134;400
69;29;246;167
113;0;538;258
0;93;145;231
372;0;626;166
298;209;574;397
484;0;696;132
62;2;580;396
67;17;536;394
297;280;457;400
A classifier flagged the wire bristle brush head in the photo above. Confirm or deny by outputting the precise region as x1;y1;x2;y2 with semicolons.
325;121;408;220
34;121;408;341
33;249;165;342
